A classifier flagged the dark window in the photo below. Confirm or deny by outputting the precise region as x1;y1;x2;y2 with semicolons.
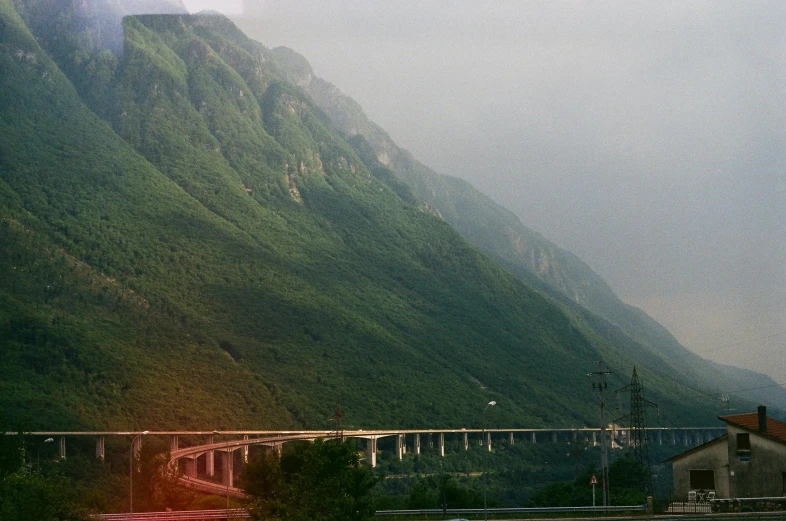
737;433;751;453
690;469;716;490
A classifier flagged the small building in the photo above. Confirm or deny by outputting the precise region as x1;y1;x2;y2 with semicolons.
668;406;786;500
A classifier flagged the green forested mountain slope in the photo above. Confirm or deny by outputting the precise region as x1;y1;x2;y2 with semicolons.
252;42;786;410
0;2;763;433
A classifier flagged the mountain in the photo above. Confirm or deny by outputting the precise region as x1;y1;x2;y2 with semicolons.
248;41;786;412
0;0;775;434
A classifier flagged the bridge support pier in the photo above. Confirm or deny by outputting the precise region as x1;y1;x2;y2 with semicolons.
206;435;215;476
95;436;105;462
509;432;514;445
671;431;676;445
58;436;66;459
243;435;249;463
221;450;234;488
551;431;557;443
658;430;663;446
531;432;537;444
170;435;179;453
486;432;492;451
463;432;469;451
439;433;445;457
367;437;377;467
572;430;578;443
396;434;403;460
414;433;421;455
184;455;197;478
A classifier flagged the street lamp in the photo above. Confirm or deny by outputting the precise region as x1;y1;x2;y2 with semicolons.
129;430;149;514
213;431;231;516
483;400;496;521
37;438;54;472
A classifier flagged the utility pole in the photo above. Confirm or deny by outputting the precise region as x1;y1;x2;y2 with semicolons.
588;362;610;507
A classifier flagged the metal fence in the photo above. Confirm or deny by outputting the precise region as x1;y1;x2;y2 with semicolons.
375;504;648;518
97;509;250;521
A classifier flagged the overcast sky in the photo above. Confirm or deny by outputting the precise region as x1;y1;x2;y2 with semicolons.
181;1;786;384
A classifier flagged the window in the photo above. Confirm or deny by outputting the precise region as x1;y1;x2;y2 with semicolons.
690;469;716;490
736;433;751;461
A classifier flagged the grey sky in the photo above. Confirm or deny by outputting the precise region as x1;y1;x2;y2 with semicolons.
186;1;786;382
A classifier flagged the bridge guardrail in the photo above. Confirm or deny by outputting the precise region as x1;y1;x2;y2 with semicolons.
96;508;250;520
375;504;648;516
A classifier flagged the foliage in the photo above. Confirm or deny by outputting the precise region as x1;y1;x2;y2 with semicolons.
242;439;378;521
528;456;649;507
0;469;91;521
131;437;195;512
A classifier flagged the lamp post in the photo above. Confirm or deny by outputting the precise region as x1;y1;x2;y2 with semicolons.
483;400;496;521
37;438;54;472
129;430;149;514
213;430;231;517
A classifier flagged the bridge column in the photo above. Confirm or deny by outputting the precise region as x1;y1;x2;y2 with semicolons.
695;431;703;446
396;434;403;460
509;432;514;445
95;436;105;462
551;431;557;443
572;430;578;443
170;435;179;453
658;430;663;446
184;455;197;478
531;432;537;444
463;432;469;450
243;435;249;463
131;436;142;471
439;433;445;456
671;430;676;445
684;432;689;446
428;434;433;448
221;450;234;488
58;436;66;459
592;432;597;446
486;432;492;451
414;433;421;455
366;437;377;467
206;435;215;476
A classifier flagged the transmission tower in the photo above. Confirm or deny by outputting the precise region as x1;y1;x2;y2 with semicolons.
615;367;658;493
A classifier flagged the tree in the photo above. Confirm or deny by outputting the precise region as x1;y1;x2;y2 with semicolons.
241;439;378;521
0;427;90;521
131;438;194;512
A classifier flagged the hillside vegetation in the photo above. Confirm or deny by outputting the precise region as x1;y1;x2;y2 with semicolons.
0;1;767;433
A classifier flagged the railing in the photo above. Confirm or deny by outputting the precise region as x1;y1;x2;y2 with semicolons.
97;509;250;521
375;504;648;517
666;502;713;514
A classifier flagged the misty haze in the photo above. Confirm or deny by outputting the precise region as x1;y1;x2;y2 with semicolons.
223;0;786;382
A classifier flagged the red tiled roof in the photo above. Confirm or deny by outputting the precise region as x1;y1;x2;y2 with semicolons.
719;412;786;444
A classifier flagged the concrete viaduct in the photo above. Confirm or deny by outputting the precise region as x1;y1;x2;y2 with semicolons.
15;427;725;497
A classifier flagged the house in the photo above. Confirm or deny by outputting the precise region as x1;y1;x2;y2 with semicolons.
668;406;786;500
